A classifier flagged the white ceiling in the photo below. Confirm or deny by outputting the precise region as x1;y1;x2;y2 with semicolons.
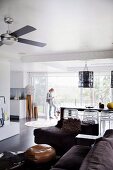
0;0;113;71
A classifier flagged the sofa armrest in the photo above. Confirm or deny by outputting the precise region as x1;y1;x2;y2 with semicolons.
34;126;78;155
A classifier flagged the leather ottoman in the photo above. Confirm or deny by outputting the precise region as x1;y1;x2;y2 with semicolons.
25;144;56;163
24;144;56;170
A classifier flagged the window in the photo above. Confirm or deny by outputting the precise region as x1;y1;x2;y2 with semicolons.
94;73;110;106
48;73;78;107
28;71;112;117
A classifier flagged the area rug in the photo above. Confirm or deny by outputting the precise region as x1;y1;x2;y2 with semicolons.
25;119;58;128
0;151;24;170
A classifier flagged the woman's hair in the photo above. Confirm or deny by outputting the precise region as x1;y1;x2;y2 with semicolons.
49;88;54;92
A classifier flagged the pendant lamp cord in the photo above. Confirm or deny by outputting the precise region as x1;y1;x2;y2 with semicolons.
84;61;88;71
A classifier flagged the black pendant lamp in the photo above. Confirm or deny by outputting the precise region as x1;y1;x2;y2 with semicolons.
78;62;94;88
111;71;113;88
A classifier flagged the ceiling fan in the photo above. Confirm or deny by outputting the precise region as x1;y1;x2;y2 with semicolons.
0;17;46;47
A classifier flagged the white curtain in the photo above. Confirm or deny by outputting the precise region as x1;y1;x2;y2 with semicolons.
28;72;48;118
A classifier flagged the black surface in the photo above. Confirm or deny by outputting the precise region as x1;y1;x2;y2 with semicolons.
0;41;3;46
18;38;46;47
75;136;96;146
81;124;99;136
111;71;113;88
10;25;36;37
10;115;19;121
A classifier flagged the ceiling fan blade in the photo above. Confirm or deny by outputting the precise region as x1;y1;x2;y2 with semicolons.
0;41;3;46
18;38;46;47
10;25;36;37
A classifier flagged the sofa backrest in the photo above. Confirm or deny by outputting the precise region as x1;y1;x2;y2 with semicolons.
80;129;113;170
56;119;99;136
103;129;113;138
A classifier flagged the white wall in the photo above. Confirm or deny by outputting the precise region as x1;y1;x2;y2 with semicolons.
0;61;10;120
0;62;20;141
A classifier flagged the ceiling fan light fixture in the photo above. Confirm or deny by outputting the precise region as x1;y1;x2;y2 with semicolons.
0;17;46;47
1;33;17;45
4;16;13;24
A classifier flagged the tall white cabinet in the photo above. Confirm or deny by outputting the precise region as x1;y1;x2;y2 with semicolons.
10;71;28;88
10;71;28;119
10;100;26;119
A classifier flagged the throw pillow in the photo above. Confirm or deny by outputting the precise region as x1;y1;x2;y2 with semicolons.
54;145;91;170
55;120;63;128
80;138;113;170
103;129;113;138
62;118;81;133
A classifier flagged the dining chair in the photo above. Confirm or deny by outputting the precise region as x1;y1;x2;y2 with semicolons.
83;109;99;124
64;109;78;119
99;110;113;135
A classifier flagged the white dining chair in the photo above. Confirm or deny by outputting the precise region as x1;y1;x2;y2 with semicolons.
83;109;99;124
64;109;78;119
99;110;113;135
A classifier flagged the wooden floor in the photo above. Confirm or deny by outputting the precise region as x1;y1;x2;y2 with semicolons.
0;119;36;153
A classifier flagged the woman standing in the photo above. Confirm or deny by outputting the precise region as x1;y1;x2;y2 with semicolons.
46;88;57;118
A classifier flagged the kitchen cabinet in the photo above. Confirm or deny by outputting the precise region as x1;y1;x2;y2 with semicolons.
10;71;28;88
10;100;26;119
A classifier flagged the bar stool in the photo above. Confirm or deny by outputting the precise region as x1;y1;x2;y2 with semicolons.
99;110;113;135
83;109;99;124
64;109;78;119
